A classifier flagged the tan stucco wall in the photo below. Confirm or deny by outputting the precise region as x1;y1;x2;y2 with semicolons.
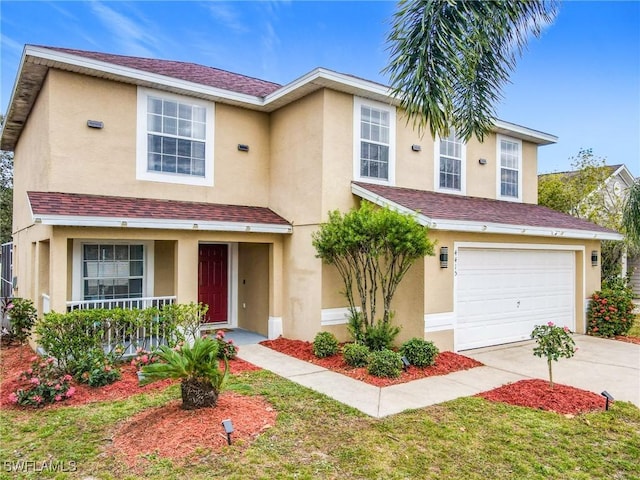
43;70;271;206
154;240;175;297
270;90;324;224
12;73;52;233
238;243;270;336
280;225;323;340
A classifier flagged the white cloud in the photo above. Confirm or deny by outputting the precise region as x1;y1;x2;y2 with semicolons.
88;1;162;57
202;2;249;34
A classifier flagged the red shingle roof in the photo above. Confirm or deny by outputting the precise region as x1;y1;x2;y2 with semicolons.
42;46;282;97
28;191;290;226
352;182;618;235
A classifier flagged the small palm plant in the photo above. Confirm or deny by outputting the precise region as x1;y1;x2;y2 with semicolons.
140;337;229;409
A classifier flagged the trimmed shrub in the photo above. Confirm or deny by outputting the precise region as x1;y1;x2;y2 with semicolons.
400;338;439;367
343;342;370;367
363;320;401;351
588;278;635;337
35;305;184;374
367;349;403;378
313;331;339;358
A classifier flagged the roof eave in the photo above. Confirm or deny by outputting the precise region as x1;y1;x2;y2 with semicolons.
32;214;293;234
351;183;621;241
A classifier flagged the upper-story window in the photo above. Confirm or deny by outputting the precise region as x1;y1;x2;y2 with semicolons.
137;87;214;186
497;135;522;201
435;129;466;194
353;97;396;185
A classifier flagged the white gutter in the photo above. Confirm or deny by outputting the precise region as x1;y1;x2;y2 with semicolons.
32;214;293;234
351;183;623;241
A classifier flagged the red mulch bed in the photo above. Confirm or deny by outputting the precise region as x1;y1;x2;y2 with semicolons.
0;344;261;410
111;392;277;468
476;379;607;415
614;335;640;345
260;337;483;387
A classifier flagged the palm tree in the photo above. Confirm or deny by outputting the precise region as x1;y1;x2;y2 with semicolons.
385;0;558;141
622;179;640;247
140;337;229;410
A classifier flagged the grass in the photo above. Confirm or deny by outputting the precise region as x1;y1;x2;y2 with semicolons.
1;369;639;479
627;313;640;337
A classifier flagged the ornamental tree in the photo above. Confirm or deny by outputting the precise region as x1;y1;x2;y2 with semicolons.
312;201;434;343
531;322;576;388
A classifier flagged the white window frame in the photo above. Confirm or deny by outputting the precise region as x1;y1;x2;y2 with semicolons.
434;130;466;195
496;135;522;202
72;240;154;302
137;87;214;186
353;96;396;185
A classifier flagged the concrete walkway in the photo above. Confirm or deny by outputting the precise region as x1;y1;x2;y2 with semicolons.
238;335;639;418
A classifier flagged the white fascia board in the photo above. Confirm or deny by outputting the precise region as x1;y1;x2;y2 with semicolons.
493;119;558;145
426;218;623;240
351;183;424;219
26;46;264;108
351;183;622;241
33;214;292;234
265;68;396;106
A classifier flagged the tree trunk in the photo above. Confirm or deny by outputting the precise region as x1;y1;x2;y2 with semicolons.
181;379;218;410
548;359;554;389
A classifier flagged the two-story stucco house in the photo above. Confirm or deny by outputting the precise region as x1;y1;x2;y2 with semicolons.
1;45;622;352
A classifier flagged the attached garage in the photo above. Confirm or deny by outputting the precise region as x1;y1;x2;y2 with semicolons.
455;247;575;350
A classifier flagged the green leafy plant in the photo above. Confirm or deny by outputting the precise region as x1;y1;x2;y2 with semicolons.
588;278;635;337
312;331;339;358
35;306;183;373
161;302;208;344
7;297;37;345
140;337;229;409
313;201;434;344
74;349;121;387
367;349;403;378
363;318;401;351
342;342;370;367
214;330;238;359
400;338;439;367
9;355;75;408
531;322;576;388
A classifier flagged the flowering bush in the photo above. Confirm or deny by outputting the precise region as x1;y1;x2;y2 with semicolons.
6;298;38;345
214;330;238;360
531;322;576;388
130;347;160;370
587;278;635;337
10;355;75;407
74;349;121;387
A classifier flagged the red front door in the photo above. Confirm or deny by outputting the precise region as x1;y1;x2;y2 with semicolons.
198;244;228;323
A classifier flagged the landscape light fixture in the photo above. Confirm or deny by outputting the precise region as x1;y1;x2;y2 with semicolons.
601;391;614;411
401;356;411;371
221;419;234;445
591;250;598;267
440;247;449;269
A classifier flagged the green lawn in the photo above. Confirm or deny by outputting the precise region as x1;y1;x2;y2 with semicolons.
1;369;639;480
628;313;640;337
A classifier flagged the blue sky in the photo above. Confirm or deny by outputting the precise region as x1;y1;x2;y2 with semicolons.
1;1;638;176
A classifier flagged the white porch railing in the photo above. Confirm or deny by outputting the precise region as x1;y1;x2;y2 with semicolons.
64;296;178;357
66;296;176;312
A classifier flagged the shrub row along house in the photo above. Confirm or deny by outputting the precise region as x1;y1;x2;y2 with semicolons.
1;45;621;352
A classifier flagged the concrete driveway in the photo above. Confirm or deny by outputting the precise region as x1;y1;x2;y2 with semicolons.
463;335;640;408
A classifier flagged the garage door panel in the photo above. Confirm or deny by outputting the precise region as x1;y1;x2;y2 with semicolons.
456;248;575;350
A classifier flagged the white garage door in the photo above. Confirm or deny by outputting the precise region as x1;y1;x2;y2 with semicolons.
456;248;575;350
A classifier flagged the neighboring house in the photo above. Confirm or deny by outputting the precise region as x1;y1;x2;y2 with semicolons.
539;164;639;297
0;45;622;352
